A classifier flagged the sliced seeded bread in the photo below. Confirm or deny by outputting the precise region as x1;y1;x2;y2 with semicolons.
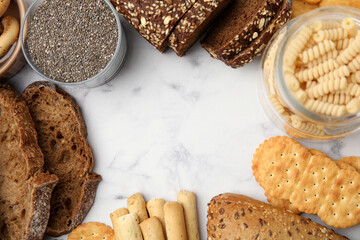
111;0;195;52
227;0;291;68
201;0;284;61
22;81;102;236
168;0;233;56
0;84;58;240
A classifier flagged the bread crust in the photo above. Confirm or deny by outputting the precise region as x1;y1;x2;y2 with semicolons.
207;193;349;240
26;172;58;240
22;81;102;236
0;84;58;240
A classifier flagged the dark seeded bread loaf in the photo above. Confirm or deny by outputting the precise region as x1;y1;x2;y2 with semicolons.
207;193;348;240
168;0;233;56
201;0;282;61
227;0;291;68
111;0;195;52
22;81;102;236
0;84;58;240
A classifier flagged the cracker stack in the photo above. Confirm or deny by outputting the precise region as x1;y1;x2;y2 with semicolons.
252;136;360;228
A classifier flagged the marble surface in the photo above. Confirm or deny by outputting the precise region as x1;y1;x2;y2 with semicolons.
9;1;360;239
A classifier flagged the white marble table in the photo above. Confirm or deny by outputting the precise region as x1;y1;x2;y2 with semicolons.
9;1;360;239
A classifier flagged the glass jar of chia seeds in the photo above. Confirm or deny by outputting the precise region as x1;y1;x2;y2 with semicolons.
20;0;127;88
260;6;360;140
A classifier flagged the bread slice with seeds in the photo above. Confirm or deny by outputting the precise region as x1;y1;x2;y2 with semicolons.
22;81;102;236
168;0;233;56
227;0;291;68
111;0;196;52
207;193;348;240
201;0;284;61
0;84;58;240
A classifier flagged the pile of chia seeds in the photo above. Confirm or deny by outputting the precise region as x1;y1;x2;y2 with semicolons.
26;0;118;83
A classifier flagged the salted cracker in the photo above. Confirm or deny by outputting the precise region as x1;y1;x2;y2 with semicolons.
252;136;312;199
290;155;339;214
318;169;360;228
68;222;115;240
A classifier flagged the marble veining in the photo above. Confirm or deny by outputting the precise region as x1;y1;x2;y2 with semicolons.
7;0;360;238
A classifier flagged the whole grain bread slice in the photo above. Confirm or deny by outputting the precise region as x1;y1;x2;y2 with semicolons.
111;0;195;52
227;0;291;68
0;84;58;240
168;0;233;56
201;0;283;61
22;81;102;236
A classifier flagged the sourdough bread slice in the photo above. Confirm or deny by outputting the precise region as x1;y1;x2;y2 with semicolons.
168;0;233;56
201;0;283;61
111;0;195;52
0;84;58;240
22;81;102;236
227;0;291;68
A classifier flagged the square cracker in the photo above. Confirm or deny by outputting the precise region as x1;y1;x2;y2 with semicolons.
252;136;312;199
318;169;360;228
290;155;339;214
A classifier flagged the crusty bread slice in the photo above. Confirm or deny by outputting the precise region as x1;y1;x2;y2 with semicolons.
227;0;291;68
201;0;283;61
168;0;233;56
111;0;195;52
22;81;102;236
0;84;58;240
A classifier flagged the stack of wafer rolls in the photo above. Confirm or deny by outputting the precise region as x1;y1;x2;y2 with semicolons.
110;190;200;240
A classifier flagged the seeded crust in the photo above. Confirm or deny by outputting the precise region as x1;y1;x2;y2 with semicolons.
207;193;348;240
227;0;291;68
22;81;102;236
111;0;195;52
201;0;283;61
0;84;58;240
168;0;232;56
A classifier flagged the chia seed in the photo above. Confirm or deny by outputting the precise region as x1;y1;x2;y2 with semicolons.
26;0;118;83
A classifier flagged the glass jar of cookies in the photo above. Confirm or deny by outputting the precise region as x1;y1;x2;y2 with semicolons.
260;6;360;140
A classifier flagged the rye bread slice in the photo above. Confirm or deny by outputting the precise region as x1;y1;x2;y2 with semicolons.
201;0;282;61
0;84;58;240
22;81;102;236
227;0;291;68
111;0;195;52
168;0;233;56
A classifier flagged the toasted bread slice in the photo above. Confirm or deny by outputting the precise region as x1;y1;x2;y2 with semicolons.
0;84;58;240
22;81;102;236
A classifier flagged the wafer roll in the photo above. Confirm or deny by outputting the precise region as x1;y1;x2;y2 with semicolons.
147;199;165;228
110;208;130;240
128;193;149;223
177;190;200;240
112;213;143;240
164;201;187;240
139;217;165;240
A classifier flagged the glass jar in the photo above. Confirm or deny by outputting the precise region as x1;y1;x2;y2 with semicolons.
260;6;360;140
20;0;127;88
